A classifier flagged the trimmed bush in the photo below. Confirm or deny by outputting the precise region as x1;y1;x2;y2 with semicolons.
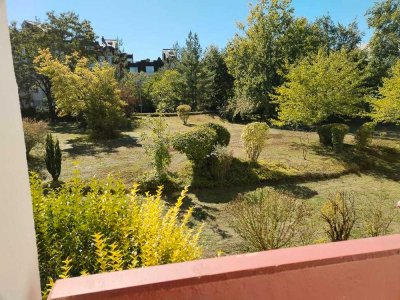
45;133;62;181
228;188;311;250
317;123;349;152
22;118;47;155
176;104;191;125
320;192;357;241
241;122;269;161
209;145;233;182
202;123;231;147
172;126;218;164
30;172;202;290
355;122;376;148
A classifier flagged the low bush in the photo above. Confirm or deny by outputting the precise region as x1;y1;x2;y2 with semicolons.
241;122;269;161
209;145;233;182
30;172;202;291
359;196;398;237
141;116;171;179
355;122;376;148
317;123;349;152
320;192;357;241
172;126;217;164
202;123;231;147
176;104;191;125
45;133;62;181
22;118;47;155
227;188;311;250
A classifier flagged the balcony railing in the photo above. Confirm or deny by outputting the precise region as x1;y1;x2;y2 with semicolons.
48;234;400;300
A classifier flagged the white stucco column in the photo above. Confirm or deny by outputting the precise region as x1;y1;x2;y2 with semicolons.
0;0;41;299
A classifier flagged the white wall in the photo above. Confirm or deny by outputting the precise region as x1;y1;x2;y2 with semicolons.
0;1;41;299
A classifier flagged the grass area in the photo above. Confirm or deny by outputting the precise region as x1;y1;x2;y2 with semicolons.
29;114;400;257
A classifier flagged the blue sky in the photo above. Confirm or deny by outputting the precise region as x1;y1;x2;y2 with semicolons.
7;0;377;61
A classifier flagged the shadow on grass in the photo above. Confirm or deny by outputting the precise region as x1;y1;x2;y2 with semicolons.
309;143;400;181
27;155;46;176
63;134;140;157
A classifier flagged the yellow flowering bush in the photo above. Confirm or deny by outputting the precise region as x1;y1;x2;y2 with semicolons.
30;171;202;292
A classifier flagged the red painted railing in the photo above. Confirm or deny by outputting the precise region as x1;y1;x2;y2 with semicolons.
48;234;400;300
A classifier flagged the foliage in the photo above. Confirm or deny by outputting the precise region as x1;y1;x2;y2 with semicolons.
209;146;233;182
320;192;357;241
355;122;376;148
202;45;234;110
34;49;126;138
366;0;400;88
119;72;149;115
172;126;218;165
360;196;398;237
145;69;185;112
30;172;202;290
228;188;311;250
201;123;231;147
9;12;97;121
274;49;366;126
370;60;400;124
22;118;47;155
176;104;191;125
241;122;269;161
45;133;62;181
140;116;171;179
317;123;349;152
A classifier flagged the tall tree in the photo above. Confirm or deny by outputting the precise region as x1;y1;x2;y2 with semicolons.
274;49;366;126
366;0;400;88
202;45;234;110
370;60;400;124
9;11;97;122
179;31;212;110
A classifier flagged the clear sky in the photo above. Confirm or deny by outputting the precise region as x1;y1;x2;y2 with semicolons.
6;0;378;61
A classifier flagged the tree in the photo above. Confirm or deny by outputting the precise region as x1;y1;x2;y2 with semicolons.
179;31;213;110
202;45;234;110
370;60;400;124
145;69;184;112
9;11;97;122
35;49;126;138
119;72;149;114
274;49;366;126
45;133;62;181
313;15;363;53
366;0;400;88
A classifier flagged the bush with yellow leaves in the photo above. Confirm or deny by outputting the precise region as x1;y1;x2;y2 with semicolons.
30;171;202;295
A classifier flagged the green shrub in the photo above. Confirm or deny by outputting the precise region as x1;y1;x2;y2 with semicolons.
45;133;62;181
241;122;269;161
141;116;171;179
209;145;233;182
22;118;47;155
172;126;218;164
317;123;349;152
355;122;376;148
202;123;231;147
320;192;357;241
176;104;191;125
227;188;311;250
30;172;202;290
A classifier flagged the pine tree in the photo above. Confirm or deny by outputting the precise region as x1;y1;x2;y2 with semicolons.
45;133;62;181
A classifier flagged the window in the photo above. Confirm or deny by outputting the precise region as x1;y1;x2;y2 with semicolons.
145;66;155;73
129;67;138;73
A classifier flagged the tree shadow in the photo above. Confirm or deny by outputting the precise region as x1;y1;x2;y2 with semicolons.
63;134;141;157
309;143;400;181
27;155;46;176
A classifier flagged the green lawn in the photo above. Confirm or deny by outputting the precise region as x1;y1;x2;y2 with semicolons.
29;114;400;257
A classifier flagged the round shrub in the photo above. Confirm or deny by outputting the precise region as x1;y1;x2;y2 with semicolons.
202;123;231;147
355;122;375;148
22;118;48;155
172;126;218;163
241;122;269;161
176;104;191;125
209;145;233;182
317;123;349;152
